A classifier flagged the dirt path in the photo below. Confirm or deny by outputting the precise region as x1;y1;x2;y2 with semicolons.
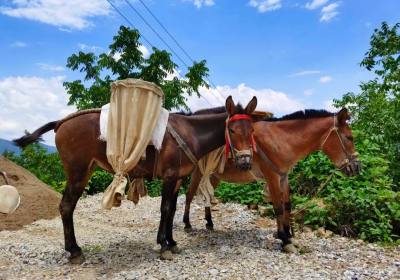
0;192;399;280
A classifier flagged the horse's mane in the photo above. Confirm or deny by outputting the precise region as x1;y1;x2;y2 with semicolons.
266;109;334;122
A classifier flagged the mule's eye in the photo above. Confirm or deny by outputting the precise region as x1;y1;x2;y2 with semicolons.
346;135;354;141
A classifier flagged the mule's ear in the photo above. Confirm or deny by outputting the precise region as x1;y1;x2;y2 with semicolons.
225;95;235;115
245;96;257;114
337;108;350;124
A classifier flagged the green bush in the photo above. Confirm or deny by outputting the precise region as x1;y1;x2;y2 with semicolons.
290;133;399;242
87;169;113;195
215;181;264;205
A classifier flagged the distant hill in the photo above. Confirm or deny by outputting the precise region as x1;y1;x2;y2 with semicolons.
0;138;57;154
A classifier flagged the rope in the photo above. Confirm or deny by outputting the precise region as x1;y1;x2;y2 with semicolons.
291;172;334;217
167;123;197;165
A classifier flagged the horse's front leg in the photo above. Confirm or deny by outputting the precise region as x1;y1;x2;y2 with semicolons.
157;175;179;260
281;176;298;253
267;178;297;253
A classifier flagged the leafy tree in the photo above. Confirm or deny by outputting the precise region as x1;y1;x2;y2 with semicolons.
334;22;400;187
64;26;209;110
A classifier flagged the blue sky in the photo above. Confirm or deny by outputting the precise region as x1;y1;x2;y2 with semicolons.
0;0;399;144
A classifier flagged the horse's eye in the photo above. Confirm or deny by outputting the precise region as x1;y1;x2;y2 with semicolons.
229;128;234;134
346;135;354;141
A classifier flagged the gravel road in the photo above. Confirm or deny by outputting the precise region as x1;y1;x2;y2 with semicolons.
0;194;399;280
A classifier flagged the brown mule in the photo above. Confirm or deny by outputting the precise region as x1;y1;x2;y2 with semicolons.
183;108;361;252
14;96;261;262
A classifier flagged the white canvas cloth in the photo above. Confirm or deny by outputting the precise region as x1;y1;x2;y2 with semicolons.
0;185;20;214
100;104;169;151
102;79;164;209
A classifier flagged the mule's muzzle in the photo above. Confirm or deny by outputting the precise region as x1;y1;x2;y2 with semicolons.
234;150;253;171
340;157;361;176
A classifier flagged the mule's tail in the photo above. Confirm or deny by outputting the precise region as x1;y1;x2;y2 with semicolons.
13;121;59;148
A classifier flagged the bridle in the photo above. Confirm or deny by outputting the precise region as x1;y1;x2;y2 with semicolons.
320;114;359;172
225;114;257;160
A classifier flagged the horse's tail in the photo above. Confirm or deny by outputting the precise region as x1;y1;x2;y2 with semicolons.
13;121;59;148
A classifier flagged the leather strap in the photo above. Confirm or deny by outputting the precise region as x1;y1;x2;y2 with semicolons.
167;123;198;165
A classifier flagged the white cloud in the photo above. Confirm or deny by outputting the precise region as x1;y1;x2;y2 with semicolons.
37;63;65;72
304;89;314;96
185;83;304;116
0;76;76;146
10;41;27;48
319;75;332;83
0;0;111;30
320;2;340;22
184;0;215;8
305;0;329;10
138;45;150;58
290;70;321;77
111;44;151;61
249;0;282;12
78;43;103;52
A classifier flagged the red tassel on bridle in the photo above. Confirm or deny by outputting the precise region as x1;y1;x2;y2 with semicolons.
225;114;257;158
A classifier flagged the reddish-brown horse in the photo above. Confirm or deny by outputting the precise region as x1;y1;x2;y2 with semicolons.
14;96;261;262
183;108;361;253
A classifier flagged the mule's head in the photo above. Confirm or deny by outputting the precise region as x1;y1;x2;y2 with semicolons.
225;96;261;171
321;108;361;176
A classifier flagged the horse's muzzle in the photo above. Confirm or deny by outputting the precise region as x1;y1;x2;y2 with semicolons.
341;159;361;176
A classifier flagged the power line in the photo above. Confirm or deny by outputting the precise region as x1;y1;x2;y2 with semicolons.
124;0;215;107
107;0;215;107
106;0;154;49
138;0;195;63
124;0;190;69
137;0;225;105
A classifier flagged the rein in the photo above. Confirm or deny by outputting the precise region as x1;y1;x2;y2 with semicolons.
320;115;359;171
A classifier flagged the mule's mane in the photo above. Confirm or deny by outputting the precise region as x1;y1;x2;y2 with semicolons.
175;105;232;116
266;109;334;122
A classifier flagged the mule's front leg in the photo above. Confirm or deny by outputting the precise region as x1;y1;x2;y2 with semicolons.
157;176;179;260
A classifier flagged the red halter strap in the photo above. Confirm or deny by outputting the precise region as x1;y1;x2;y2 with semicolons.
225;114;257;158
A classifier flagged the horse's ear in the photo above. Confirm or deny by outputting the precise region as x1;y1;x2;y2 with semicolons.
337;108;350;124
225;96;235;115
245;96;257;114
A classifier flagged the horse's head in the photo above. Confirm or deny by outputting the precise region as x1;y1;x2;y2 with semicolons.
320;108;361;176
225;96;261;171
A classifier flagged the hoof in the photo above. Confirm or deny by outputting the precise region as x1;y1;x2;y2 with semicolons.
206;224;214;231
69;253;85;265
282;244;298;254
160;250;174;260
184;226;193;233
170;245;182;254
289;238;301;248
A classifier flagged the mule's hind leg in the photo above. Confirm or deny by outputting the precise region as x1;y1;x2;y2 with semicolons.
204;175;219;230
60;163;94;264
205;207;214;230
